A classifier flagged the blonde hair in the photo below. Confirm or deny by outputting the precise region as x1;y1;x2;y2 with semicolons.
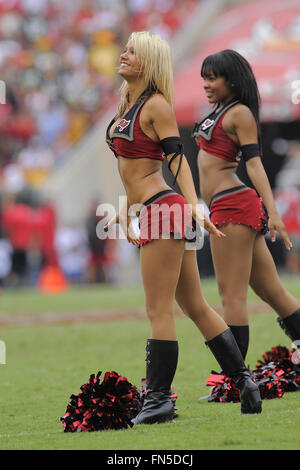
117;31;174;117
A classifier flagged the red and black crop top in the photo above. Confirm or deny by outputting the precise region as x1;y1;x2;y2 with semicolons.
192;100;240;163
106;92;164;161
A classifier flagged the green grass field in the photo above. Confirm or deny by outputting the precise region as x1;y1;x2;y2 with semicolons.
0;276;299;451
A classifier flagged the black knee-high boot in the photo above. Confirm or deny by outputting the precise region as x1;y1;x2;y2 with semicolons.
228;325;249;361
132;339;178;425
206;328;262;414
277;308;300;342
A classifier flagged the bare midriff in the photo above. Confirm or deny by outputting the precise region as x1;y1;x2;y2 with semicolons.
198;149;243;207
117;156;170;206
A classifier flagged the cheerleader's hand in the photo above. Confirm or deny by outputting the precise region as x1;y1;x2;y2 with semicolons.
103;213;119;232
192;204;225;238
204;216;226;238
126;219;140;246
268;213;292;251
104;213;139;246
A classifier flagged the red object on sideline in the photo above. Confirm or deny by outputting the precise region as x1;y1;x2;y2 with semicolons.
37;265;68;293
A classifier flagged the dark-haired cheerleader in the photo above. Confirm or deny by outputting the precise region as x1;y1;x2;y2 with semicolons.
193;49;300;368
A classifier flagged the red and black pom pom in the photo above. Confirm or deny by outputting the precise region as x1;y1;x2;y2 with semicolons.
61;372;179;432
255;345;300;394
203;371;240;403
61;371;142;432
203;345;300;403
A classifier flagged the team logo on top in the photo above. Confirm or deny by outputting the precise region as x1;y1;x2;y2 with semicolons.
118;119;131;131
201;118;214;131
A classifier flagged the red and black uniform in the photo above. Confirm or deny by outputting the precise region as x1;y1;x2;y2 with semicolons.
106;92;164;162
138;189;196;247
106;92;195;246
193;100;268;234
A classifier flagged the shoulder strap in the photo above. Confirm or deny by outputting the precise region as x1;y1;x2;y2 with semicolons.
192;100;239;141
109;91;150;142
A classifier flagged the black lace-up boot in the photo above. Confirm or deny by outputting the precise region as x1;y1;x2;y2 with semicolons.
132;339;178;425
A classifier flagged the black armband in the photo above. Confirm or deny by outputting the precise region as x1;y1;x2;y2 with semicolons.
240;144;261;161
160;136;184;185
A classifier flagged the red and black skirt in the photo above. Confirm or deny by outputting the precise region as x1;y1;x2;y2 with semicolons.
209;185;269;234
138;189;195;247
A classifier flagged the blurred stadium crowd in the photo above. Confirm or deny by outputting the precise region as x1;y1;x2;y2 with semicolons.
0;0;198;288
0;0;197;190
0;0;299;289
